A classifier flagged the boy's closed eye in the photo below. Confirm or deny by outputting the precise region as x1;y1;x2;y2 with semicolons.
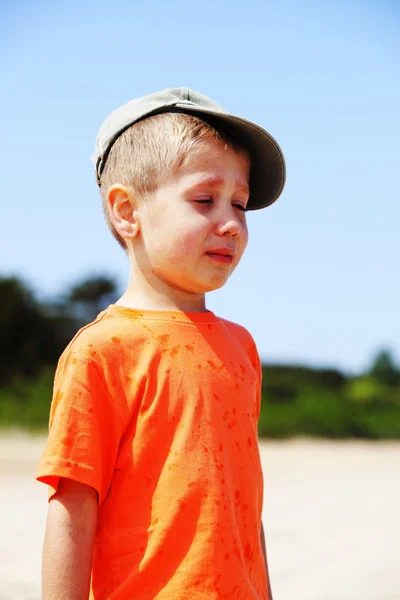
195;198;247;212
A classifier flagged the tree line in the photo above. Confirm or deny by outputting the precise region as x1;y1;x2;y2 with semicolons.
1;275;399;438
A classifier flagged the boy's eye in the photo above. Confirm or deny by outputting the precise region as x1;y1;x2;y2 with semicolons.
195;198;213;205
195;199;246;212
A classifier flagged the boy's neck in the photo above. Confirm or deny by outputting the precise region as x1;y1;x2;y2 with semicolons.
117;270;208;314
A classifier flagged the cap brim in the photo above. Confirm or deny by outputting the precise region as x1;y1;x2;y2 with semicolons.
172;103;286;210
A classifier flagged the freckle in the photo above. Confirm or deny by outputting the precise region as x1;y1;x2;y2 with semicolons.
232;408;237;415
151;517;159;525
88;344;93;348
188;481;196;487
203;447;208;453
217;463;223;470
235;383;239;389
207;324;212;330
207;360;217;370
218;443;223;452
125;375;132;383
221;478;225;485
88;407;94;414
170;344;181;357
158;334;170;345
71;357;77;364
197;364;202;370
227;419;237;429
213;393;220;402
223;410;229;420
240;364;247;375
73;462;79;468
224;504;228;511
111;336;121;344
64;461;72;468
247;437;253;447
185;344;194;352
235;441;240;450
235;489;240;499
225;553;230;560
90;349;97;357
234;371;239;378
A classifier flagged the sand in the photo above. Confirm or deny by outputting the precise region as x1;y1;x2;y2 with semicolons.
1;433;399;599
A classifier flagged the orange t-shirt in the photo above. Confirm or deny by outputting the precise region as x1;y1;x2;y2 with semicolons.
37;305;268;599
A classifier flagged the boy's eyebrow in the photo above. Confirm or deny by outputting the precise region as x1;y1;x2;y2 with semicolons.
189;175;250;196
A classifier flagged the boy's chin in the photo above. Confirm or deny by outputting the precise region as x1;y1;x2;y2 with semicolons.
194;277;230;293
160;271;231;295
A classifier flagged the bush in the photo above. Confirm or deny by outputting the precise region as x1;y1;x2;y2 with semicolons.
0;369;53;430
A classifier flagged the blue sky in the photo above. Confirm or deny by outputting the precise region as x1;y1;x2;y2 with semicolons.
1;0;399;374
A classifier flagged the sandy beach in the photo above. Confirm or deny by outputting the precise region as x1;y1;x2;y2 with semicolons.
1;433;399;600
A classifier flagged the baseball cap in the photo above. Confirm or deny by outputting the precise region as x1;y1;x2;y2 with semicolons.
91;87;286;210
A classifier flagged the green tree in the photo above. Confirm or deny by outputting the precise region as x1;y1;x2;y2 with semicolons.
369;349;400;387
0;277;64;383
65;274;119;326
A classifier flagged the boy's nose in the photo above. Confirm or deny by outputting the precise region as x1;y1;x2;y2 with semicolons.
216;213;243;238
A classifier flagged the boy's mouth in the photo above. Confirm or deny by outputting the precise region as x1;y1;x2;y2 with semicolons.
205;248;235;264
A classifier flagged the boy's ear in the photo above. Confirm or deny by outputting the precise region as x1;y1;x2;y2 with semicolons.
107;184;140;241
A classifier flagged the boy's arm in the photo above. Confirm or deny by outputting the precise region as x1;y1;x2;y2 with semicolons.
260;521;274;600
42;478;98;600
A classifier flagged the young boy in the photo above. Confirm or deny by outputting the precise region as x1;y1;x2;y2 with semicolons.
37;87;285;600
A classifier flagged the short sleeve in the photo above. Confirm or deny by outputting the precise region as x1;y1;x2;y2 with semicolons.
250;340;263;422
239;327;262;422
36;349;124;505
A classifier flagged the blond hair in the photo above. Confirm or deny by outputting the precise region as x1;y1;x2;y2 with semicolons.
99;112;246;248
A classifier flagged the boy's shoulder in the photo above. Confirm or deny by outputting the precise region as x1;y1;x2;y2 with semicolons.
218;316;259;356
218;317;254;343
58;307;127;364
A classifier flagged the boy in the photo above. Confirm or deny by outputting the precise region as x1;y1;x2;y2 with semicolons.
37;87;285;600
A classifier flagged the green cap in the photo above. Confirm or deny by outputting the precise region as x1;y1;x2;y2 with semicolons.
91;87;286;210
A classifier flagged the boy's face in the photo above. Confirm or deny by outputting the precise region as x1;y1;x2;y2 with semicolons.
133;138;250;296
